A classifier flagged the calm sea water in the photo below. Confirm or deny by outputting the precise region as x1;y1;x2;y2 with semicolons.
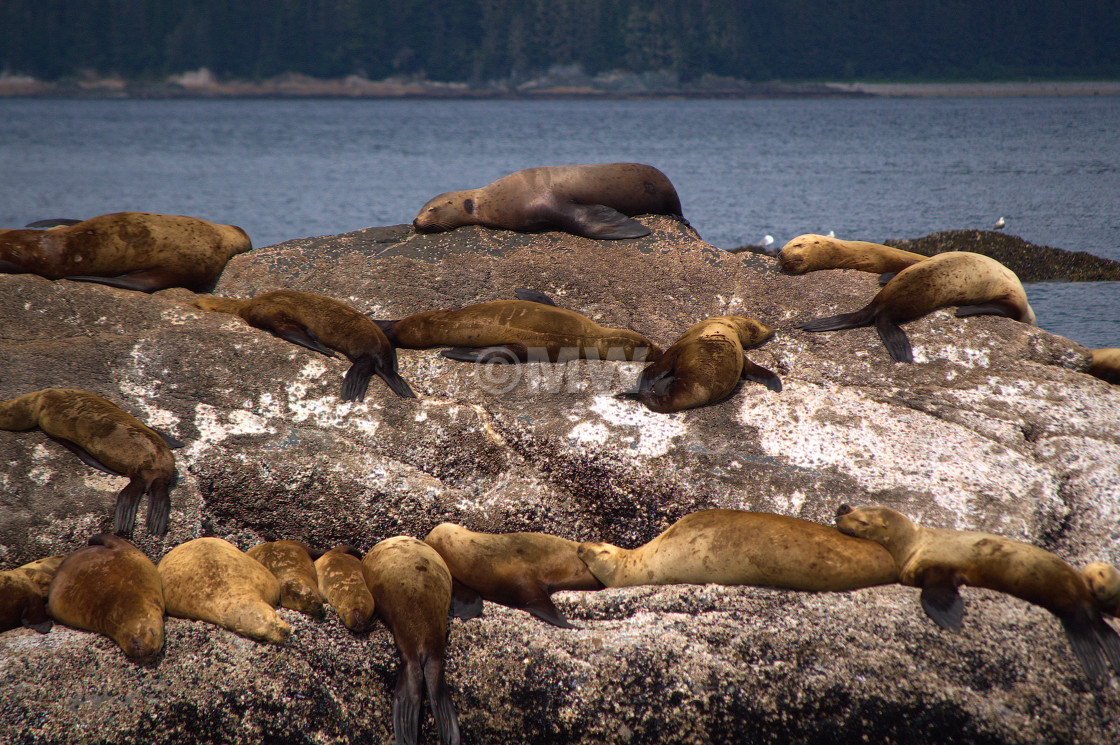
0;97;1117;347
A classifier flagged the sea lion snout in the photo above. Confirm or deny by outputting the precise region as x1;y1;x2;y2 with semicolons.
835;504;852;517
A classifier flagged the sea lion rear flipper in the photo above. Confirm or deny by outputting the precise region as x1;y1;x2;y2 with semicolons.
63;269;181;293
423;656;461;745
449;581;484;620
556;204;650;240
25;218;82;228
146;479;171;537
524;596;579;629
878;272;897;286
954;301;1020;319
797;305;877;333
918;570;964;631
48;436;123;476
875;314;913;363
112;477;146;537
441;344;530;363
377;367;418;400
741;357;783;392
268;321;339;358
344;355;416;400
513;288;558;306
21;597;53;634
393;661;424;745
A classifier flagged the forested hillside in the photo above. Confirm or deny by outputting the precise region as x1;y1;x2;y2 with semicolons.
3;0;1118;83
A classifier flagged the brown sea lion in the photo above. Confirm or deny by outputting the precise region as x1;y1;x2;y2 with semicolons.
376;289;661;364
615;316;780;413
0;569;52;633
159;537;290;644
0;388;182;536
1088;349;1120;385
578;509;897;591
10;555;65;597
0;211;251;292
1081;562;1120;616
315;545;375;632
798;252;1036;363
424;523;603;629
412;163;686;240
47;534;165;659
246;540;325;619
362;537;459;745
777;234;927;276
835;504;1120;686
194;290;415;401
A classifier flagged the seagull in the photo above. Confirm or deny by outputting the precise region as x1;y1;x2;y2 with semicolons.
826;230;835;238
993;217;1006;230
761;234;774;247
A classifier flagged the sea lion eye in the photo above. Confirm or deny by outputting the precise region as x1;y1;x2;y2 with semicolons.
463;199;474;214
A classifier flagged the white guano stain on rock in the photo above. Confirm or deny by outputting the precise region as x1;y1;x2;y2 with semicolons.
571;395;686;457
191;402;275;449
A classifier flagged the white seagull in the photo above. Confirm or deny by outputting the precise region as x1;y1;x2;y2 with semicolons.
993;216;1006;230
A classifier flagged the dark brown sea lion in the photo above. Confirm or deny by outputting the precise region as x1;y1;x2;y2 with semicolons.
159;537;290;644
315;545;375;632
0;211;251;292
0;388;182;536
799;252;1036;362
412;163;687;240
47;534;165;659
616;316;780;412
0;569;52;633
424;523;603;629
1081;562;1120;616
835;504;1120;686
376;289;661;364
777;234;927;276
1088;349;1120;385
246;540;325;619
362;536;459;745
578;510;897;591
194;290;415;401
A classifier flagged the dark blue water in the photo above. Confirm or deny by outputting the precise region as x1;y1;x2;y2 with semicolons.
1;97;1117;346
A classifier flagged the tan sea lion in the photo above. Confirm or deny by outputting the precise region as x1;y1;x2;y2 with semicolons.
578;509;897;591
362;537;459;745
798;251;1036;362
424;523;603;629
777;234;927;276
0;211;251;292
1088;348;1120;385
1081;562;1120;616
615;316;780;412
246;540;325;619
0;388;182;536
159;537;290;644
194;290;415;401
47;534;164;659
314;545;375;632
412;163;686;240
835;504;1120;686
10;555;65;597
376;289;661;364
0;569;52;633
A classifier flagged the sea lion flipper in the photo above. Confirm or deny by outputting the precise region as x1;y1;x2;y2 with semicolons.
919;573;964;631
874;314;913;363
112;477;146;537
371;319;399;337
441;344;529;363
146;479;171;537
556;203;650;240
798;306;877;333
377;368;418;400
156;430;185;449
21;597;53;634
423;657;461;745
1093;613;1120;674
268;321;339;358
513;288;558;306
878;272;897;286
449;581;484;620
25;218;82;228
741;358;783;392
954;301;1020;319
393;661;423;745
62;269;180;293
1057;608;1110;686
524;596;579;629
47;436;123;476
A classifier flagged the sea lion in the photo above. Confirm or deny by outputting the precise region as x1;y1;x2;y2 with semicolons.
362;537;459;745
47;534;165;659
578;509;897;591
1081;562;1120;616
1088;349;1120;385
159;537;290;644
835;504;1120;686
246;540;325;619
0;388;182;536
615;316;780;413
0;569;52;633
798;251;1036;363
777;234;927;276
424;523;603;629
194;290;415;401
10;555;65;597
376;289;661;364
314;545;375;632
412;163;686;240
1;211;251;292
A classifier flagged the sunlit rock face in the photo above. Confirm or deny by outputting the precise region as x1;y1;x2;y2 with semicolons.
2;217;1117;744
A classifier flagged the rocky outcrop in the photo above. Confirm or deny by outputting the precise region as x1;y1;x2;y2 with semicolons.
1;217;1118;744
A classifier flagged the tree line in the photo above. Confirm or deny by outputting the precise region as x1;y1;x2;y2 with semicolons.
3;0;1118;83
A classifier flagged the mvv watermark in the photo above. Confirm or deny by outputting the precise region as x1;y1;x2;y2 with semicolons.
456;346;655;396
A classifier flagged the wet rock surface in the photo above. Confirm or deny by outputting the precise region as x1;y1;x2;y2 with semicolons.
2;217;1118;743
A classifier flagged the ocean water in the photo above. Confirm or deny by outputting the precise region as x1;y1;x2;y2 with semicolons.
0;96;1117;347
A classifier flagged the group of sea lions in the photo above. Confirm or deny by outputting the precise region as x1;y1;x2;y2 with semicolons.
3;162;1120;742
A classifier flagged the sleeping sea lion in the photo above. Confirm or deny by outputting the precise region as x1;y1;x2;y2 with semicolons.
0;569;52;633
777;234;927;276
1081;562;1120;616
412;163;686;240
578;509;897;591
10;555;65;597
424;523;603;629
194;290;415;401
375;289;661;364
615;316;780;412
315;545;375;632
362;537;460;745
1;211;251;292
0;388;182;536
246;540;325;618
835;504;1120;686
159;537;290;644
1088;349;1120;385
47;534;165;658
798;252;1036;362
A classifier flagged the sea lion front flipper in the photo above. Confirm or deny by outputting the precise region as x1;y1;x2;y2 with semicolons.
267;321;339;358
875;314;913;363
878;272;897;286
48;436;124;476
449;581;484;620
156;430;185;449
797;305;877;333
21;597;53;634
556;203;650;240
954;301;1020;319
513;288;558;306
25;218;82;228
441;344;530;363
393;661;423;745
146;479;171;537
918;569;964;631
1056;607;1110;687
741;357;783;392
524;596;579;629
423;657;461;745
113;477;147;537
62;269;182;293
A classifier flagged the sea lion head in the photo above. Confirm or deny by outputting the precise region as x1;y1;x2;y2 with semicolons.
777;234;832;274
576;541;626;587
835;504;915;551
282;577;325;619
119;615;165;661
1081;562;1120;608
412;191;475;233
724;316;775;348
